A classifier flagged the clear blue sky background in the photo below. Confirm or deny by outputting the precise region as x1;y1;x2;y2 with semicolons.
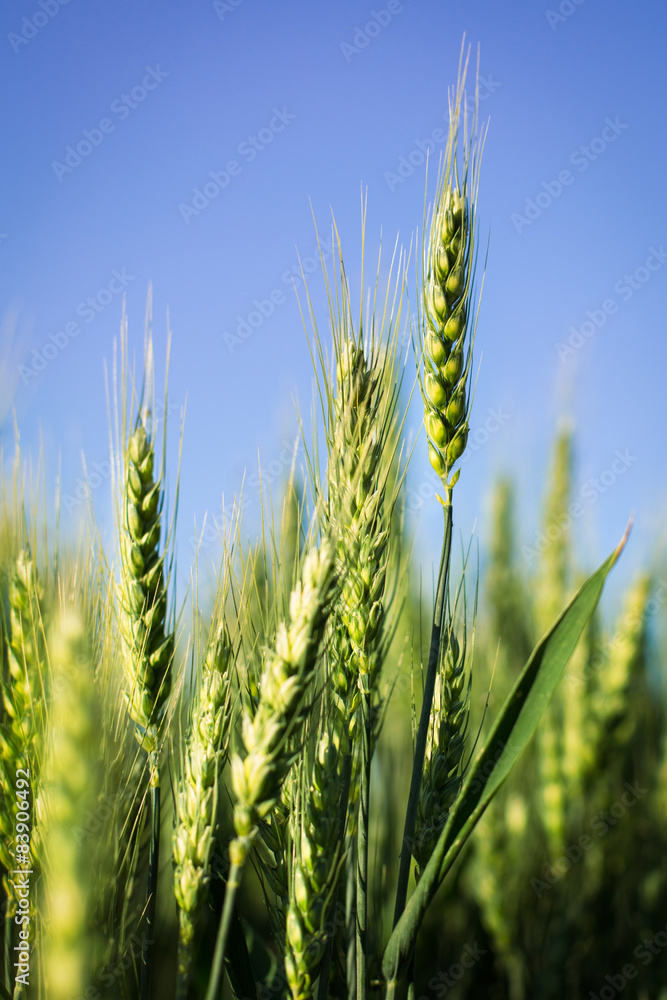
1;0;666;613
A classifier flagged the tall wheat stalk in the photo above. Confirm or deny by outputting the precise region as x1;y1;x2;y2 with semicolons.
297;205;407;999
112;318;178;1000
393;50;484;956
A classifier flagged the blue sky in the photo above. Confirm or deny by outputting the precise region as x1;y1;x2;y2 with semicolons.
1;0;666;613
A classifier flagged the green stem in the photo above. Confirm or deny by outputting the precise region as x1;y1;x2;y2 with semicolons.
11;971;23;1000
317;752;353;1000
356;675;371;1000
392;502;452;930
205;858;244;1000
140;755;161;1000
175;934;192;1000
346;836;357;1000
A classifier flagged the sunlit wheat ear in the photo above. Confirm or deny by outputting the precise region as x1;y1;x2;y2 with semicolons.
326;334;394;864
0;548;45;914
40;609;104;1000
534;429;573;632
285;728;345;1000
230;538;336;865
559;602;596;795
590;573;651;752
118;409;174;771
332;339;393;686
534;428;572;853
468;789;527;963
412;626;470;880
229;472;309;949
173;623;233;971
418;70;485;497
303;224;407;777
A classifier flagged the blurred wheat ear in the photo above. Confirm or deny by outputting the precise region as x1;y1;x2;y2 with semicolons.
40;607;105;1000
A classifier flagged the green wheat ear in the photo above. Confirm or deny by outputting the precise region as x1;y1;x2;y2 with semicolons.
285;725;345;1000
40;608;104;1000
0;548;45;914
418;63;485;497
173;621;233;982
534;427;573;853
230;537;336;864
118;409;174;763
412;625;470;880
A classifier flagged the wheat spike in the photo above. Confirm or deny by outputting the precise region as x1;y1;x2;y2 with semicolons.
285;726;344;1000
412;629;469;878
118;410;173;772
419;60;484;495
230;538;336;864
40;609;104;1000
0;549;45;915
174;624;232;951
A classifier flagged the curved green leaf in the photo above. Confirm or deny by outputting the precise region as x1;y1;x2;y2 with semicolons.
383;525;629;984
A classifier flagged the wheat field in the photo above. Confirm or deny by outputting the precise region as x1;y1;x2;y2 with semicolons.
1;51;665;1000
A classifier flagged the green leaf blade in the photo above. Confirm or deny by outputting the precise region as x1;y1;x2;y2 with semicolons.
383;525;629;983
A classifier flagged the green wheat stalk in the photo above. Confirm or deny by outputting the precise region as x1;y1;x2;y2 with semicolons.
393;48;485;951
113;317;178;1000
